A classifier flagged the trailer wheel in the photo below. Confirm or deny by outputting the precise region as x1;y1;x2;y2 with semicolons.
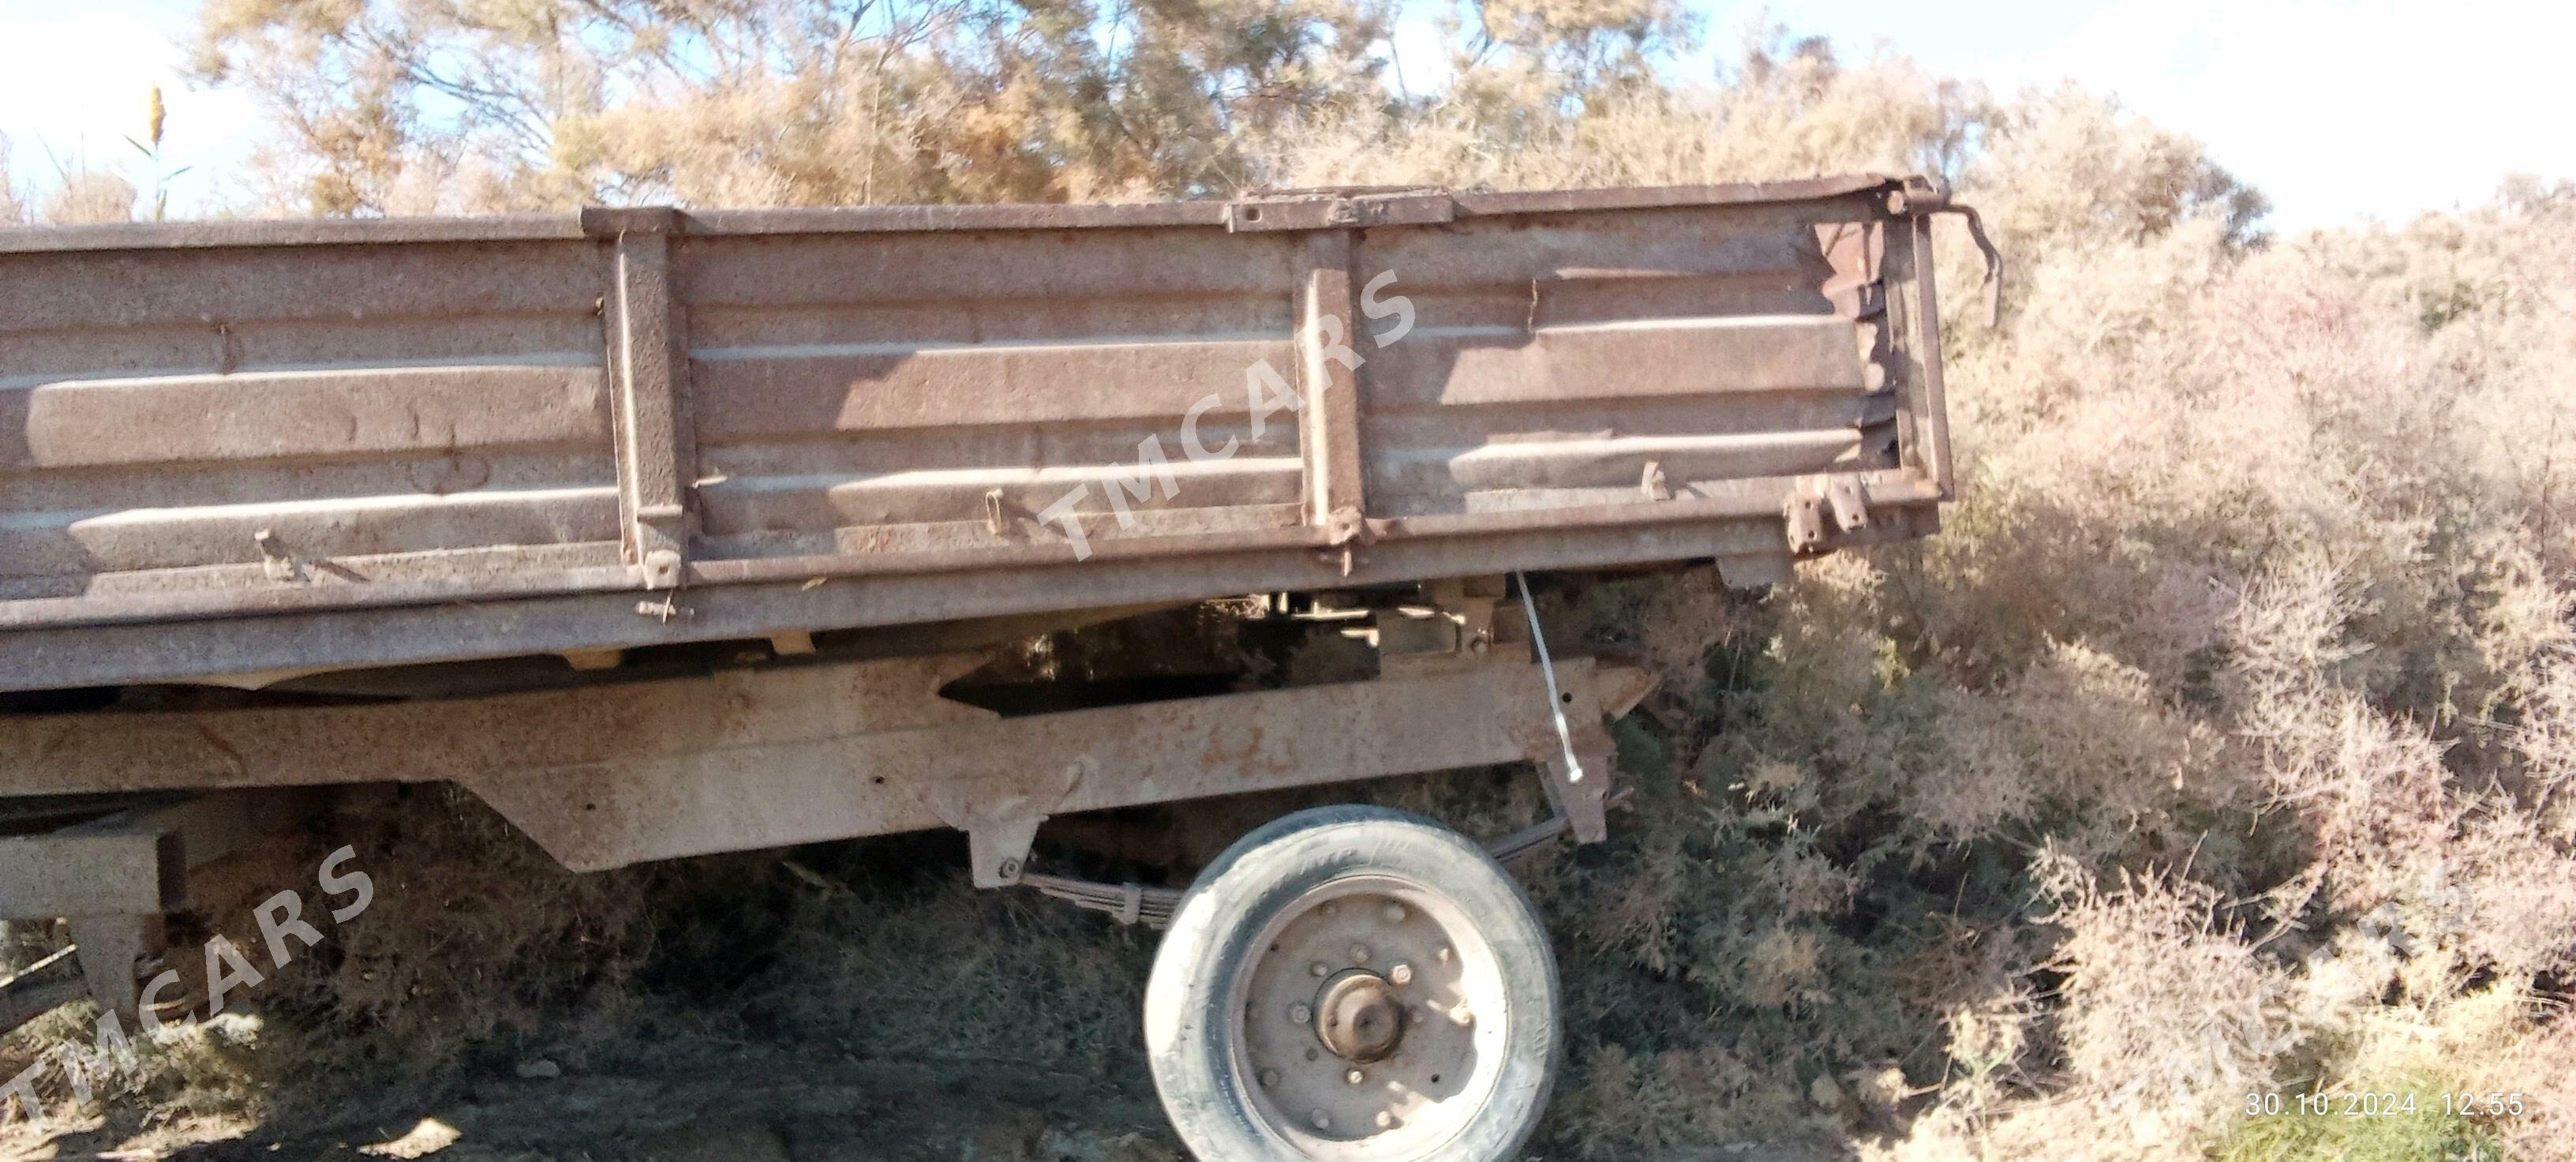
1144;806;1559;1161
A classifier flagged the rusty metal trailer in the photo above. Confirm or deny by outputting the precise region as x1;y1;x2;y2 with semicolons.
0;175;1985;1160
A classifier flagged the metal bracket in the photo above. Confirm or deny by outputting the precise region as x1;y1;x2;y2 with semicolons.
1322;505;1373;548
1320;504;1381;577
634;504;689;590
1784;474;1872;553
920;755;1093;887
968;817;1044;889
1824;476;1871;533
1544;755;1610;843
1380;577;1514;677
1493;647;1650;848
1551;664;1653;845
1641;460;1672;501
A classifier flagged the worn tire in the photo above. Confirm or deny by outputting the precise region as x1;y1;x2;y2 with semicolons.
1144;805;1559;1161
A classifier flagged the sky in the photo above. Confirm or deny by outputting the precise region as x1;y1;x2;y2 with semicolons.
3;0;2570;229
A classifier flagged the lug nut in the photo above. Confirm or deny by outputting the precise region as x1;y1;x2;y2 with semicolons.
1383;903;1408;923
1349;943;1372;964
1260;1068;1281;1088
1450;1003;1475;1026
1346;1067;1366;1085
1311;961;1331;978
1290;1003;1312;1024
1436;946;1453;963
1312;1111;1333;1131
1375;1111;1395;1129
1390;963;1414;986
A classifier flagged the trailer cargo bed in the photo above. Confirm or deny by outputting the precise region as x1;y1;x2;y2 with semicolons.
0;176;1966;692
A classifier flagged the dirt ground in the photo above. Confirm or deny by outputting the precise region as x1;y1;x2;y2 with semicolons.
17;1035;1182;1162
9;1034;1818;1161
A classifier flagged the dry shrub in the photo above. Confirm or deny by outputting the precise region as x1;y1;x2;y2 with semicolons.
1628;569;1744;697
1377;35;2576;1160
2039;859;2308;1140
37;171;136;225
1829;178;2571;1156
1552;1040;1817;1156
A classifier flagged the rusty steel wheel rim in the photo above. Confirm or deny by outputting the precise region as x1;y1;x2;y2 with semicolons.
1226;873;1511;1160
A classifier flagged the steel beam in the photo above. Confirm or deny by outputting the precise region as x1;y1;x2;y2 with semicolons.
0;790;302;919
0;655;993;795
0;831;172;918
0;511;1867;692
459;656;1643;880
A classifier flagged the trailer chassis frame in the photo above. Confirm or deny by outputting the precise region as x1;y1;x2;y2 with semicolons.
1;626;1650;1023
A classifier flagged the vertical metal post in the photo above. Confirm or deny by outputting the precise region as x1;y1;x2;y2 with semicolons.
1297;230;1368;545
1904;213;1955;499
590;208;698;590
69;914;156;1025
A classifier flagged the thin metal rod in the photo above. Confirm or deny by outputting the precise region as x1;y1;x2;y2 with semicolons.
1514;570;1586;785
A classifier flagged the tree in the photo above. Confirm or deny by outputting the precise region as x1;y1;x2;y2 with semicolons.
191;0;1403;213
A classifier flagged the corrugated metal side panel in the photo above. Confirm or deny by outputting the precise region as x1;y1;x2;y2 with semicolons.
0;178;1958;689
676;229;1311;564
1354;200;1891;519
0;240;618;598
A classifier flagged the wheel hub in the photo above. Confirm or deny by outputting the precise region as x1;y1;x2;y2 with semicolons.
1315;969;1403;1062
1229;879;1500;1154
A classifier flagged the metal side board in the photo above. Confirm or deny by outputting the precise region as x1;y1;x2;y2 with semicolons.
0;175;1979;692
